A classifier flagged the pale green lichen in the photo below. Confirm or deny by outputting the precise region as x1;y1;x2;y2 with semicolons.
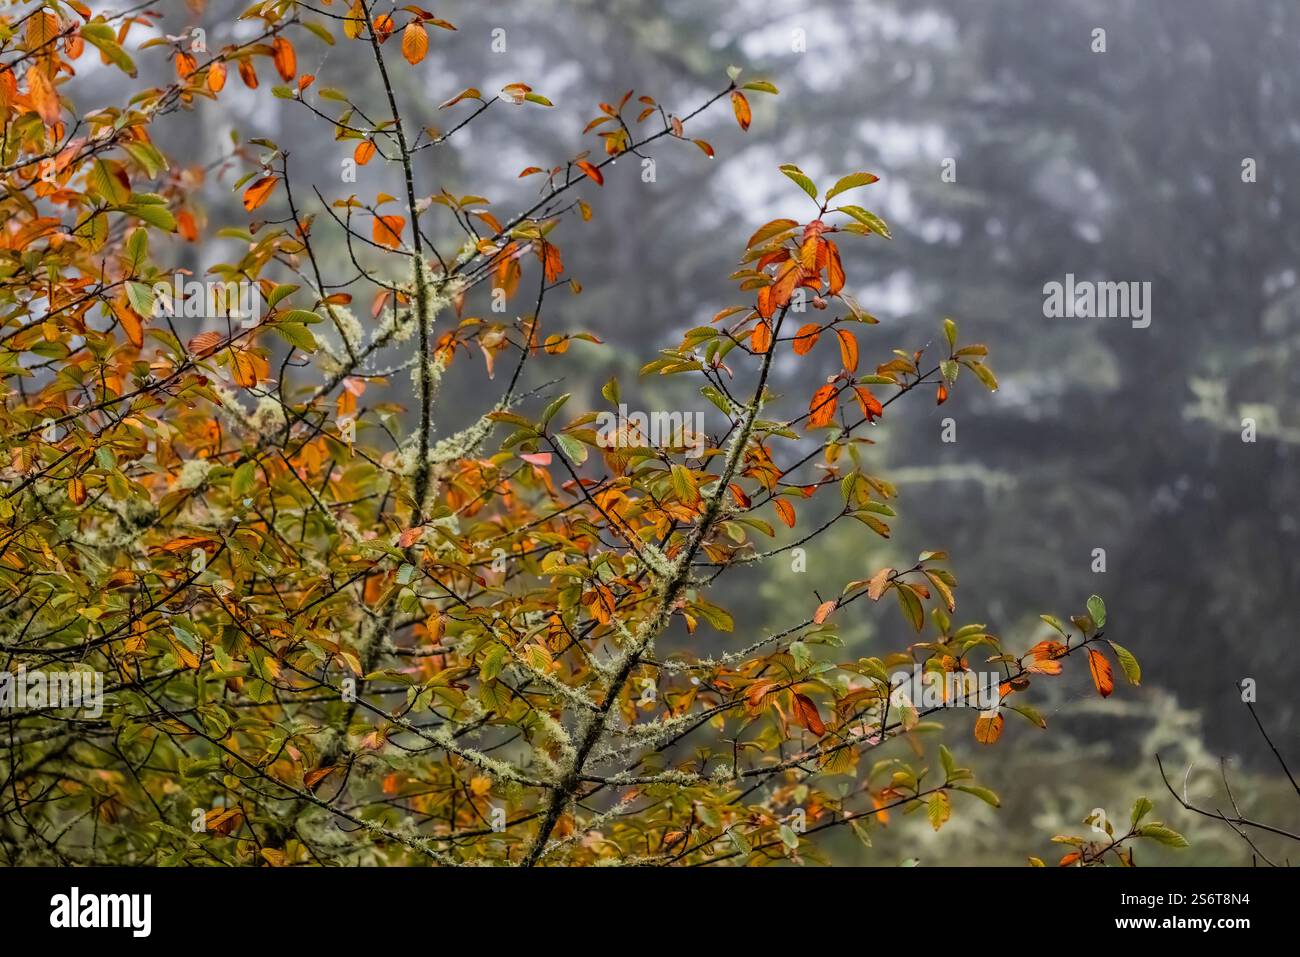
175;458;212;490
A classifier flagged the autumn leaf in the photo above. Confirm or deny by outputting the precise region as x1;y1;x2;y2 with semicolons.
272;36;297;82
835;328;858;372
792;323;820;355
813;600;835;624
187;331;222;357
242;175;279;212
67;476;86;506
354;140;377;165
793;693;826;736
112;299;144;348
1087;647;1115;698
177;209;199;242
853;386;883;422
373;214;405;248
807;383;838;429
237;58;258;89
774;498;796;528
402;22;429;64
826;239;846;294
25;67;59;126
207;61;226;92
175;51;197;80
974;711;1004;744
730;89;751;130
575;159;604;185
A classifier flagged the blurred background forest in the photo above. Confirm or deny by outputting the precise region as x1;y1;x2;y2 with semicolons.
91;0;1299;864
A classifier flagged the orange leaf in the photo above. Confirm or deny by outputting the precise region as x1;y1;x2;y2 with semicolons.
402;22;429;64
298;73;315;93
237;58;258;89
373;214;405;248
207;61;227;92
746;680;777;710
807;383;838;429
974;711;1004;744
750;318;772;354
1087;647;1114;698
774;498;795;528
175;51;197;80
68;476;86;506
852;385;882;422
187;331;222;357
519;452;552;466
373;14;396;41
242;175;279;212
272;36;297;82
793;693;825;737
835;328;858;372
575;160;603;186
177;209;199;242
813;600;835;624
730;90;751;131
398;526;424;548
112;299;144;348
25;67;59;126
826;238;846;294
231;349;268;389
792;323;820;356
354;140;376;165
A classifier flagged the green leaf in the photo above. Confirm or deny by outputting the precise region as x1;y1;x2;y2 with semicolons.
125;281;155;317
1087;594;1107;628
231;460;256;499
1136;824;1189;848
966;361;999;392
836;205;891;238
742;80;779;95
943;317;957;350
539;392;570;428
955;784;1001;808
267;284;298;308
279;309;323;325
825;171;879;202
1108;640;1141;685
553;432;587;466
1008;703;1047;729
778;164;818;201
778;823;799;849
126;202;175;232
896;585;924;632
274;322;317;353
1130;796;1153;827
89;159;129;205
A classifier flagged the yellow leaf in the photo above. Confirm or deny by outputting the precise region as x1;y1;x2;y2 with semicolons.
402;22;429;64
